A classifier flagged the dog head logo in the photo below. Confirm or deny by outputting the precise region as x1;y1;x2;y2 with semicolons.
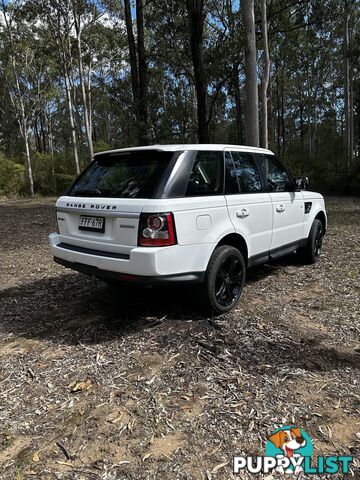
266;426;313;475
269;427;306;457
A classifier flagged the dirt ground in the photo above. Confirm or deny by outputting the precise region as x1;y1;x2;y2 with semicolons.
0;196;359;480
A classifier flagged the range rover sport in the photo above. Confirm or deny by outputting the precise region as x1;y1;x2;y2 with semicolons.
49;145;327;313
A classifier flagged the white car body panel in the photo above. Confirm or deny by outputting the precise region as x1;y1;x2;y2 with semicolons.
301;191;327;229
269;191;305;249
49;233;213;276
225;193;273;258
141;196;234;245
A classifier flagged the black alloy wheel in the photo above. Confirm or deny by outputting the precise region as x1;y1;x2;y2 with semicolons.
215;255;243;307
204;245;246;314
298;218;324;264
314;224;323;258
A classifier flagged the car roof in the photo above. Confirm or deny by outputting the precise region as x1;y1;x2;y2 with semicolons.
94;144;274;156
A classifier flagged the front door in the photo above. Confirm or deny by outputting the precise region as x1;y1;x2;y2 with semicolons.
254;153;305;254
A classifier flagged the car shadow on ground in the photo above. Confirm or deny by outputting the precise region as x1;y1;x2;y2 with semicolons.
0;259;286;341
0;271;207;338
1;258;359;375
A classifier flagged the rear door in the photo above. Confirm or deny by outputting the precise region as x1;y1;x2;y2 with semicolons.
224;149;272;261
254;153;304;254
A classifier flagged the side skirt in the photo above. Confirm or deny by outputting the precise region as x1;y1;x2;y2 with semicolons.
248;238;307;267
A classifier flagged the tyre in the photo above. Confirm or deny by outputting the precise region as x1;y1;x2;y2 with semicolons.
298;219;324;264
203;245;246;314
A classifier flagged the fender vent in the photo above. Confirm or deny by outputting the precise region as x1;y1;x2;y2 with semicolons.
304;202;312;214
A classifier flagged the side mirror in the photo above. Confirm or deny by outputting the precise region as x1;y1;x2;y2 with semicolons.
294;176;309;190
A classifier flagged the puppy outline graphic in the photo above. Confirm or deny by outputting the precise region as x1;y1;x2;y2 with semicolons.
265;426;313;475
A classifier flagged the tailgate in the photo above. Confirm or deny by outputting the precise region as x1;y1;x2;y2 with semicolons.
56;197;145;255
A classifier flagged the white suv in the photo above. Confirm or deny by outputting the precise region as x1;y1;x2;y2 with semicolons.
49;145;326;313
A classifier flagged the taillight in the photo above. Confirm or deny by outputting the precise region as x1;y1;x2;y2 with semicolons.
138;212;177;247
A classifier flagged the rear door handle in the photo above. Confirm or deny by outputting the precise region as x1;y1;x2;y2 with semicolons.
236;208;249;218
276;204;285;213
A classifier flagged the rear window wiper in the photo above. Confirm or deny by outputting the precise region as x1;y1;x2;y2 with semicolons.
73;188;102;196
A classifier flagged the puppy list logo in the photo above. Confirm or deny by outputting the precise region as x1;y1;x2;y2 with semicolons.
233;426;353;475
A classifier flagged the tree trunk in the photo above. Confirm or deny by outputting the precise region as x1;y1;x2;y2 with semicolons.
47;110;55;193
74;9;94;159
306;68;312;159
88;61;93;151
64;66;80;175
41;112;47;153
344;1;352;170
189;75;197;141
1;0;34;195
281;65;285;159
268;73;275;146
48;3;80;176
124;0;149;145
299;100;305;152
23;122;34;196
34;118;42;153
344;0;354;171
186;0;209;143
311;93;318;159
357;93;360;156
135;0;148;145
349;8;354;168
260;0;270;149
232;64;243;144
349;64;354;167
124;0;139;102
241;0;259;147
276;72;281;156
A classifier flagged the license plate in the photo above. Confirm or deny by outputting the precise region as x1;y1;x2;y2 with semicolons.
79;216;105;232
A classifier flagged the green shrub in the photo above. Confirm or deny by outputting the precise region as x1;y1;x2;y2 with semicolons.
94;140;111;154
55;173;75;195
32;152;56;195
0;155;25;196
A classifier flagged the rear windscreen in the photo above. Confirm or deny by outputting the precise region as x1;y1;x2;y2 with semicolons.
68;151;173;198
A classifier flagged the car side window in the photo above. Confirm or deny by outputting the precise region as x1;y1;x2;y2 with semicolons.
186;151;223;196
224;151;240;194
229;151;262;193
256;154;293;192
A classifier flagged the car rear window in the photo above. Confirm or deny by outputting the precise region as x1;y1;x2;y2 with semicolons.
186;151;224;196
68;151;173;198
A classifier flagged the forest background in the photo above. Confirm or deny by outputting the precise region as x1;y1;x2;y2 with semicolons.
0;0;359;197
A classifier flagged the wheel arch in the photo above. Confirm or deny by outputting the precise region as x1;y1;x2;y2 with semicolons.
314;210;327;233
216;233;249;266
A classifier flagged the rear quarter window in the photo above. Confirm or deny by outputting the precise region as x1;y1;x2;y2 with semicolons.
186;151;224;196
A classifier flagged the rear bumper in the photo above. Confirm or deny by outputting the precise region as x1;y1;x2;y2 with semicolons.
54;256;204;284
49;233;210;283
